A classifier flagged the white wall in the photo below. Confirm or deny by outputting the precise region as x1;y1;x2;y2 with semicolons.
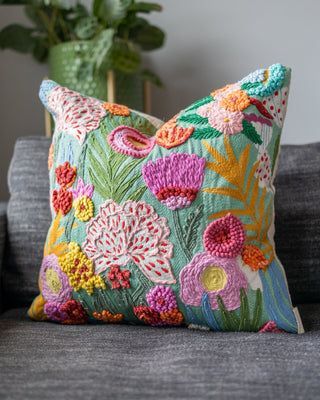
1;0;320;199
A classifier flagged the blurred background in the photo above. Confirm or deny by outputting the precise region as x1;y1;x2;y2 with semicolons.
0;0;319;200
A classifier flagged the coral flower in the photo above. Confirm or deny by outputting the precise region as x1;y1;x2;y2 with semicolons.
103;102;130;116
142;153;205;210
241;244;269;271
219;90;251;112
203;213;245;258
60;300;88;324
134;305;163;326
44;299;87;324
55;161;77;188
93;310;124;323
52;188;73;215
197;102;244;135
160;309;184;326
155;117;194;149
179;252;248;311
107;266;131;289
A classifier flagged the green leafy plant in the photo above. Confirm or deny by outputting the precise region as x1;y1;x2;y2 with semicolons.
0;0;165;84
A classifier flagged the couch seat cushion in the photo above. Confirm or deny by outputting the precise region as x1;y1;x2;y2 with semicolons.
0;304;319;400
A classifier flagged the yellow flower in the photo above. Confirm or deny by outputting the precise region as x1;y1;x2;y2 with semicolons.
219;90;251;112
73;196;94;222
58;242;106;294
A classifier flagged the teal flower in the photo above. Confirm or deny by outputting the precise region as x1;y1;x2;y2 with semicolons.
240;64;286;97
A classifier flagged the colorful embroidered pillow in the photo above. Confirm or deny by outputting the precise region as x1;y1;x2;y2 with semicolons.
29;64;303;333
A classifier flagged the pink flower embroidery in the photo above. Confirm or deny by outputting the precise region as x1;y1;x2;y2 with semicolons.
142;153;205;210
82;200;175;284
146;285;177;312
203;213;245;258
48;86;106;144
108;126;155;158
179;252;248;311
72;178;94;199
197;102;244;135
259;321;284;333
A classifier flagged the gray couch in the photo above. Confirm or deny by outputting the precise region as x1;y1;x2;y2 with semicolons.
0;137;320;400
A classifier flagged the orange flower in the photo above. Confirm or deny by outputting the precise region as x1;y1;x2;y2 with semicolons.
103;102;130;116
219;90;251;112
93;309;124;323
211;83;237;99
156;117;194;149
160;309;184;326
242;244;269;271
48;143;54;170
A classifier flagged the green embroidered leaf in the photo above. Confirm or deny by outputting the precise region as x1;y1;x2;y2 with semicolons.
192;127;223;140
217;296;239;331
87;133;146;203
271;134;281;173
183;204;204;254
184;95;213;113
252;288;263;331
242;119;263;145
178;113;209;126
238;288;250;331
241;82;260;92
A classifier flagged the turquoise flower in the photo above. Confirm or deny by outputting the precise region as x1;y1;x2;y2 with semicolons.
240;64;286;97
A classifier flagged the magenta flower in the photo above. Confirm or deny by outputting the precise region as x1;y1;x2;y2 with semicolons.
142;153;206;210
72;178;94;199
40;254;72;303
44;301;67;322
203;213;245;258
179;252;248;311
146;286;177;313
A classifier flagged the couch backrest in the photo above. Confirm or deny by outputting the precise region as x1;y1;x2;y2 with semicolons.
2;137;320;307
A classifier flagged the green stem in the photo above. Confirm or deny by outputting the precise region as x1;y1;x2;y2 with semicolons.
37;9;61;45
172;211;192;261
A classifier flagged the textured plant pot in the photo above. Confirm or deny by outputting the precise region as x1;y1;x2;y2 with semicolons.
49;41;145;110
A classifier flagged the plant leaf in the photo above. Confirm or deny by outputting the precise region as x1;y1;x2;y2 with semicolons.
130;23;165;51
0;24;35;53
75;16;99;40
129;2;162;13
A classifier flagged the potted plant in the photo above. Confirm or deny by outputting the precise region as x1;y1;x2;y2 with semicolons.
0;0;165;111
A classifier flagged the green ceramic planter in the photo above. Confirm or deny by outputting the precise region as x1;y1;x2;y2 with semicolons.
49;41;144;111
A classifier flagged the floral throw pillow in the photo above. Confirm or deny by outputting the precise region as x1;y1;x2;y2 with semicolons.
29;64;303;333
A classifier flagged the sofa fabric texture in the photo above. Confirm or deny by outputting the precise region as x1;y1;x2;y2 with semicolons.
274;142;320;303
0;303;319;400
3;137;51;308
3;138;320;309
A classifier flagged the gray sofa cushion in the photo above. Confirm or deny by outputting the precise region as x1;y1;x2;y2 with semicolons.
275;143;320;303
3;137;51;308
3;137;320;307
0;303;319;400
